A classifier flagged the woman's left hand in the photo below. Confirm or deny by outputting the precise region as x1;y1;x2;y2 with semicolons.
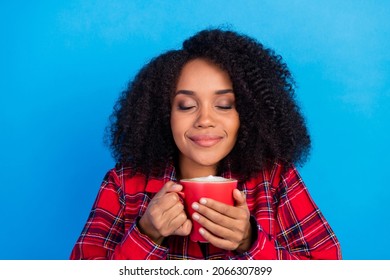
191;189;253;253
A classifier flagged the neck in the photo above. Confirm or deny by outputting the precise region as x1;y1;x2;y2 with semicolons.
178;159;217;179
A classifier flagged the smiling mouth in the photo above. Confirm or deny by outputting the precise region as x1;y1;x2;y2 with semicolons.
188;135;223;147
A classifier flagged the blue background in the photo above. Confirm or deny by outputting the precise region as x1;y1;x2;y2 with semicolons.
1;1;389;260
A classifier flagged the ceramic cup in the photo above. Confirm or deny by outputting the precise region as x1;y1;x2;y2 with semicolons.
179;176;238;242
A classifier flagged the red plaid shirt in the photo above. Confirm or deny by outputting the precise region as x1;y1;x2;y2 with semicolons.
70;162;341;259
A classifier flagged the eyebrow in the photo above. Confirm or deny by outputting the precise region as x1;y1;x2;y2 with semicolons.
175;89;234;96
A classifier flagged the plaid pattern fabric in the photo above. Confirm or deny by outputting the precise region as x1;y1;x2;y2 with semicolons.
70;162;341;259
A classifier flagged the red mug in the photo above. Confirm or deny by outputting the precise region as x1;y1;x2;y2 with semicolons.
179;176;238;242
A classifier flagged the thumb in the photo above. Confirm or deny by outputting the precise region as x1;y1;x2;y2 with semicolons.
233;189;247;207
154;181;182;198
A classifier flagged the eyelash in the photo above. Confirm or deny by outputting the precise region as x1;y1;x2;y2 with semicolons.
178;105;233;111
216;105;233;110
178;105;195;111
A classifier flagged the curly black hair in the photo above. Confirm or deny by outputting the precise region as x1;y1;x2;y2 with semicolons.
107;28;311;181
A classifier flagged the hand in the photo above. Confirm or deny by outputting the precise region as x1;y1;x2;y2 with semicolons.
191;189;252;253
138;181;192;244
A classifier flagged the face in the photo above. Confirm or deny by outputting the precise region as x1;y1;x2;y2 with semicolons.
171;59;240;178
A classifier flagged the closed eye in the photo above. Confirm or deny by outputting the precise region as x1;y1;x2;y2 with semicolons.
216;105;234;110
178;105;196;111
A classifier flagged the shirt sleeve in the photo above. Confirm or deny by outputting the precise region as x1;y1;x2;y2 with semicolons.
228;164;341;260
69;169;168;260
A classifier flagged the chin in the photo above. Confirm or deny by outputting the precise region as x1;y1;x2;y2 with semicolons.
194;158;222;168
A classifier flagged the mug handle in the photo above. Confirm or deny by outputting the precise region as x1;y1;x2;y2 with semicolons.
177;191;185;199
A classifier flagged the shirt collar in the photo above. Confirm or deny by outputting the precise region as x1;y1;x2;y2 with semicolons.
145;162;177;193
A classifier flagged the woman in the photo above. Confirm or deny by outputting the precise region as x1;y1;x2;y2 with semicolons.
70;28;341;259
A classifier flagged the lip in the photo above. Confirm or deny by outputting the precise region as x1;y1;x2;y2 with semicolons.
188;134;223;147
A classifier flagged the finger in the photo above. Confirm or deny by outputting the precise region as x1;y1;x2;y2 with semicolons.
164;183;184;204
168;183;183;193
151;203;186;236
154;181;182;199
148;191;184;221
163;201;185;220
192;202;240;236
192;200;249;230
192;211;233;239
150;182;183;212
193;198;236;218
166;209;187;230
198;227;237;251
173;219;192;236
233;189;247;207
164;195;187;219
167;183;184;203
164;204;191;235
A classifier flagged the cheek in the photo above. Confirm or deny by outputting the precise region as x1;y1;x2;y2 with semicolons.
228;115;240;138
170;114;185;144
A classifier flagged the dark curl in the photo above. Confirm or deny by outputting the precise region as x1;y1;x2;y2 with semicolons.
107;28;311;180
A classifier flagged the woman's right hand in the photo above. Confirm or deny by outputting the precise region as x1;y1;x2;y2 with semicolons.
138;181;192;244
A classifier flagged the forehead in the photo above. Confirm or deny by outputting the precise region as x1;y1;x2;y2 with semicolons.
176;59;232;90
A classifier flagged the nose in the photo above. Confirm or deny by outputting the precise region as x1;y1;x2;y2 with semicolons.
194;105;215;128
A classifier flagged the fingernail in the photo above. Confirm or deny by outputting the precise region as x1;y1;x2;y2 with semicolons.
200;198;207;205
199;228;205;235
192;213;200;221
192;202;199;210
